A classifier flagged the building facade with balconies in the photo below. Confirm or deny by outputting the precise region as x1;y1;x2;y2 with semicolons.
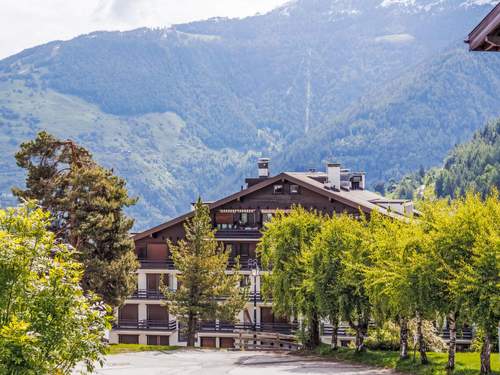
110;159;417;348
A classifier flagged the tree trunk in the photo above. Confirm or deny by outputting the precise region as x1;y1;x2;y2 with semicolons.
446;312;457;371
331;319;339;350
480;333;491;375
306;311;321;349
350;318;368;352
186;314;197;347
399;317;409;360
416;311;428;365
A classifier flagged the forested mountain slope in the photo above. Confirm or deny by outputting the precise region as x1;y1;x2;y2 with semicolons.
0;0;498;229
393;120;500;199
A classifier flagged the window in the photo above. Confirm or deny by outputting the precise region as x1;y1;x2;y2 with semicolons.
273;184;284;194
147;335;169;346
240;275;251;288
240;212;248;225
239;243;250;258
119;335;139;344
290;184;300;194
262;213;274;224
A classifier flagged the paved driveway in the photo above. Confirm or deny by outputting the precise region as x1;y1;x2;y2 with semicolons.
86;350;393;374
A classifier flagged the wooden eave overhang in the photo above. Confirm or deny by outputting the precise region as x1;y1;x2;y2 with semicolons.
466;3;500;51
133;172;400;241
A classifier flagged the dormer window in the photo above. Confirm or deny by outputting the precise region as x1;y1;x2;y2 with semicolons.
290;184;300;194
273;184;284;194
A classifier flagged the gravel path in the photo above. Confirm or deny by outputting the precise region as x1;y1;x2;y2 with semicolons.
83;350;394;374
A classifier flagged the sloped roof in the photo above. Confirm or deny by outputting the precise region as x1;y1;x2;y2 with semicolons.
466;3;500;51
133;171;406;241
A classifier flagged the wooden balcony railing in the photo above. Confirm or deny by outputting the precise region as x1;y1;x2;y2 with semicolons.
321;324;474;342
128;289;264;302
138;257;261;270
198;321;298;335
114;319;177;331
129;289;173;300
137;258;175;269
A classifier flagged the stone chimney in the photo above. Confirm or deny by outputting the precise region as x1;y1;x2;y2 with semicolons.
258;158;270;178
326;163;341;191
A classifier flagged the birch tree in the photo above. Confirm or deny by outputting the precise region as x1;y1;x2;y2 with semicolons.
258;206;323;349
444;193;500;374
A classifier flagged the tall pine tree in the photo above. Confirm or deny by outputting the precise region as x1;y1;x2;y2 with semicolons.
163;199;246;347
13;131;138;307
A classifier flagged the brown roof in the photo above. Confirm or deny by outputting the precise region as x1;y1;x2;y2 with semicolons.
133;171;405;241
466;2;500;51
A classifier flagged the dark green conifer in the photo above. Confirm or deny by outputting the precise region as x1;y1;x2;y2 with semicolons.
13;131;138;307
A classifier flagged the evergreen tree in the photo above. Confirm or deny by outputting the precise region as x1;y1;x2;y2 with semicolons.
162;199;246;347
12;131;138;307
258;207;323;349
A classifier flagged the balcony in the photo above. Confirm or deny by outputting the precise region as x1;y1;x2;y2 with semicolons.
198;321;298;335
215;228;262;240
129;289;170;300
138;258;175;269
129;289;265;302
114;319;177;331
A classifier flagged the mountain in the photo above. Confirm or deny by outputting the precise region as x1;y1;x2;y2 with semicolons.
393;119;500;199
0;0;498;230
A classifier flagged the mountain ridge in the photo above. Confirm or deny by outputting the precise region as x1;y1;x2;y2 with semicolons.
0;0;498;230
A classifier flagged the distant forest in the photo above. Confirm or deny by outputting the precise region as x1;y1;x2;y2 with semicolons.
392;120;500;200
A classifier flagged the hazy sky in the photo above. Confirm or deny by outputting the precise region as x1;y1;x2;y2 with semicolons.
0;0;289;59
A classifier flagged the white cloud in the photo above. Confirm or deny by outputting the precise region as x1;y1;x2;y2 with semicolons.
0;0;288;59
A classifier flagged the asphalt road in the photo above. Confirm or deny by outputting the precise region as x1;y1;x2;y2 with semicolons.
85;350;393;374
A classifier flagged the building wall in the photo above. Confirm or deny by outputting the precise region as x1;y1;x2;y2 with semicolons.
111;177;364;347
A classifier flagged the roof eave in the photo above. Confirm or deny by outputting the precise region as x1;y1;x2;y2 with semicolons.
467;3;500;51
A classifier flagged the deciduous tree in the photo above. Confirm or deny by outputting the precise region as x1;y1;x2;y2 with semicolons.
335;215;372;352
444;193;500;374
0;203;110;374
364;212;437;363
259;207;323;349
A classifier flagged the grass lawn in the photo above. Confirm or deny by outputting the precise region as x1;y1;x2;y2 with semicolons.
315;346;500;374
106;344;179;355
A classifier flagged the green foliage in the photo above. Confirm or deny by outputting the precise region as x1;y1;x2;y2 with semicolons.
364;322;401;351
315;347;500;375
311;213;372;351
0;203;110;374
445;193;500;341
436;121;500;199
365;211;438;321
163;199;246;346
394;120;500;201
106;344;178;355
258;206;323;348
1;2;500;232
12;131;138;307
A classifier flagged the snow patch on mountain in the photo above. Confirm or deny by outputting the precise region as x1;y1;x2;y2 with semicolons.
374;33;416;43
275;0;299;16
460;0;497;7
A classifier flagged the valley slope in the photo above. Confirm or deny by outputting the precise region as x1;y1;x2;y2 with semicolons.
0;0;498;229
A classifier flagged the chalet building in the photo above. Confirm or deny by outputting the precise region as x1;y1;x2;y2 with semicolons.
110;159;416;347
467;2;500;51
